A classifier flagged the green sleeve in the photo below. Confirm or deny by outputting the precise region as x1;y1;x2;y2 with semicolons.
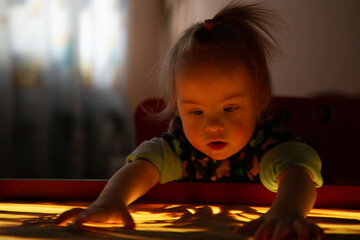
260;141;323;192
126;138;183;184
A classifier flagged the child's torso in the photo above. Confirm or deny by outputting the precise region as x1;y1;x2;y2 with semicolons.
161;117;300;182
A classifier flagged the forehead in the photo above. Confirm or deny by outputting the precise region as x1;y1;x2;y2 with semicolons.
175;63;253;103
176;60;252;86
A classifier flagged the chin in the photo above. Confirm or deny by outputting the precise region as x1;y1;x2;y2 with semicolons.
207;153;233;161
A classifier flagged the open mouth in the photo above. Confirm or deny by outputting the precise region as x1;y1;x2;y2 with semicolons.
208;141;228;150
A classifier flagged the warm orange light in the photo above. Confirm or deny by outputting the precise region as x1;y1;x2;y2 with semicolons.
308;208;360;234
0;202;359;239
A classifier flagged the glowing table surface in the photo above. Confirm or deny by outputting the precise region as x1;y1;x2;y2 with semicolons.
0;180;359;240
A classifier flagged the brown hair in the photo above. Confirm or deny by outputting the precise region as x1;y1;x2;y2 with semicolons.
157;2;281;121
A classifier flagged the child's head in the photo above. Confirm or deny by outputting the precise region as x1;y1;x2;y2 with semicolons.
158;2;280;120
158;2;281;159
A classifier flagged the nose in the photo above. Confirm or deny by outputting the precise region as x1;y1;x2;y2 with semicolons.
205;116;225;133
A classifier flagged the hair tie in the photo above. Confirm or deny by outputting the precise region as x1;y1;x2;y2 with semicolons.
204;19;214;30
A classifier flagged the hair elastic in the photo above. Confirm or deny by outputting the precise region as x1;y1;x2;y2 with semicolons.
204;19;214;30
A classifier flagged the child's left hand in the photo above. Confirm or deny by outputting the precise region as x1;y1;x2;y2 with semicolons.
237;209;324;240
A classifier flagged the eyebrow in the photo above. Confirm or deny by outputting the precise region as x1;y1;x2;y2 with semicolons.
222;94;246;102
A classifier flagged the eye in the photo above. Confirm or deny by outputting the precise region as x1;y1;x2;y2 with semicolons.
224;106;239;112
189;110;203;115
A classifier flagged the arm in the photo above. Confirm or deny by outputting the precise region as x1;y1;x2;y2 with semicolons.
240;166;324;240
95;159;160;208
257;166;320;239
270;166;317;220
55;160;160;229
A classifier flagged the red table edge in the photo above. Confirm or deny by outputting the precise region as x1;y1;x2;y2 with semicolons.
0;179;359;209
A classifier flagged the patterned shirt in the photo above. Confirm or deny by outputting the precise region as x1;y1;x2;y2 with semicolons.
127;116;323;192
161;116;300;183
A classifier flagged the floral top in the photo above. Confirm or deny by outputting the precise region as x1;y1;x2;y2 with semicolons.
127;116;323;192
161;117;300;183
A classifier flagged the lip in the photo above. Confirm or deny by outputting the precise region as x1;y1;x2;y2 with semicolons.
208;141;228;151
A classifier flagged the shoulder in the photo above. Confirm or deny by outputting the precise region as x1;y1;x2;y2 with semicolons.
126;137;183;183
127;137;169;163
259;140;323;192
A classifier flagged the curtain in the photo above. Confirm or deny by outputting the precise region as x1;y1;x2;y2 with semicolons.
0;0;132;179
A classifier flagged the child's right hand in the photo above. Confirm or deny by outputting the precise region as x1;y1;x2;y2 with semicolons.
54;160;160;231
54;203;135;230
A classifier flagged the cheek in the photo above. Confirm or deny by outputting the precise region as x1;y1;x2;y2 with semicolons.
231;121;252;136
230;115;256;141
182;120;199;139
180;117;204;148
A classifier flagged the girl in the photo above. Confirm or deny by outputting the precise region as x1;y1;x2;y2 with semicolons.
56;2;324;239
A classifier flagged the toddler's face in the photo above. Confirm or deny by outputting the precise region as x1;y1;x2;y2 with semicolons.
175;64;257;160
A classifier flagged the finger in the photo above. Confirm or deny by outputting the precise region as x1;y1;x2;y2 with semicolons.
74;207;109;227
309;223;325;240
119;205;135;229
293;219;309;240
54;208;85;225
253;221;275;240
271;221;292;240
237;217;264;232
